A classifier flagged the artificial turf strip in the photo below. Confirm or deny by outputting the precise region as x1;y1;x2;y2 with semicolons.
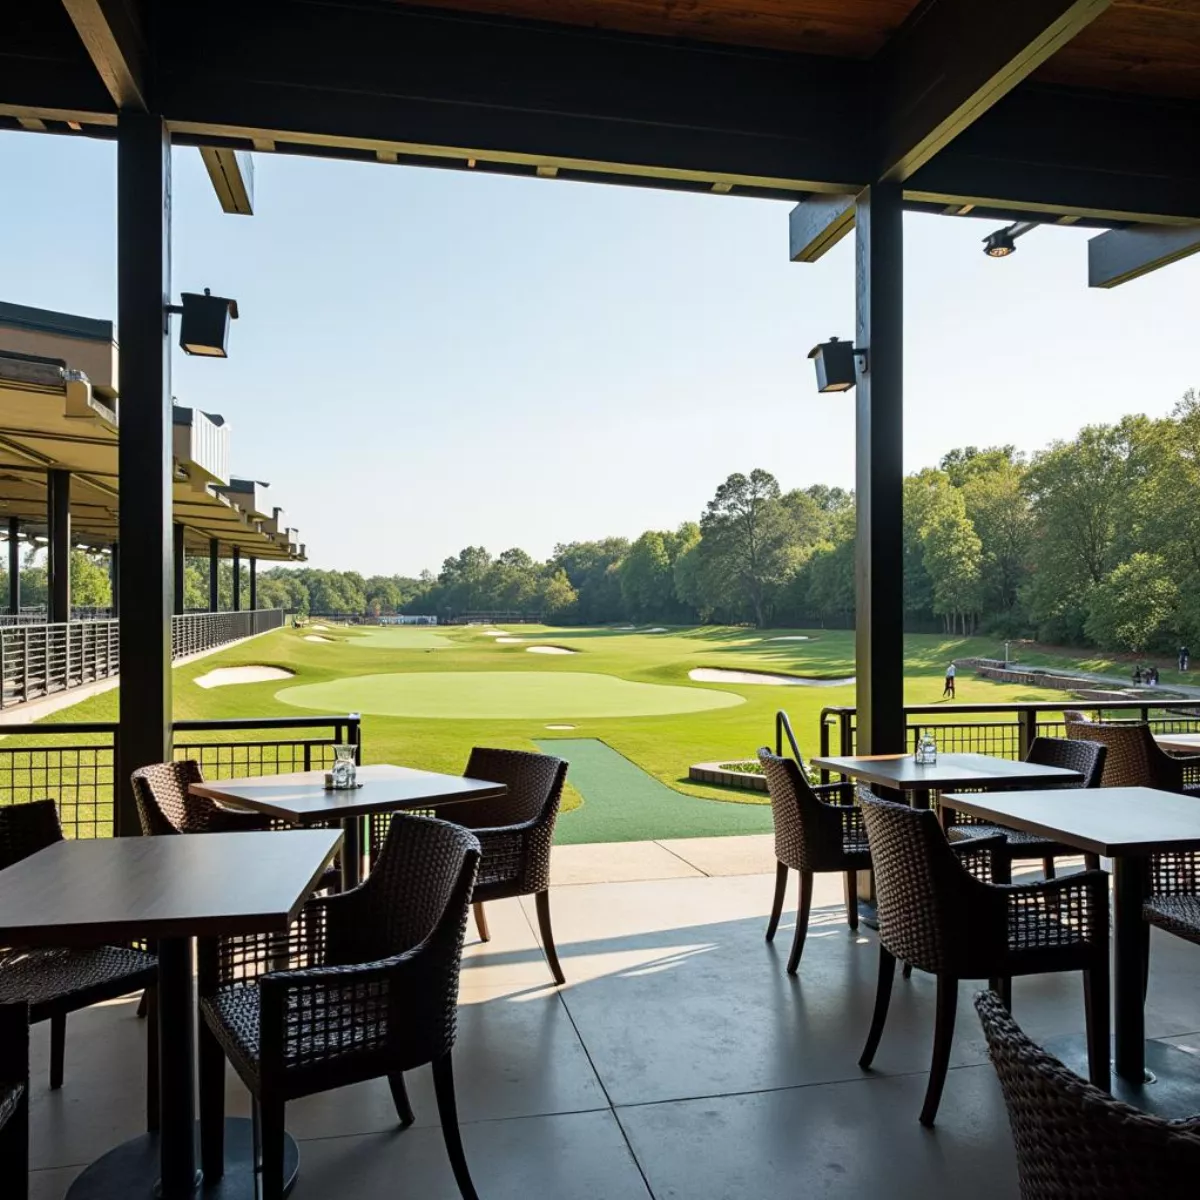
539;738;773;844
275;671;745;720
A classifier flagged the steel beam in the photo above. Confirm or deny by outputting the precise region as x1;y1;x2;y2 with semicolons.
231;546;241;612
109;541;118;616
7;517;19;615
249;555;257;611
1088;224;1200;288
60;0;146;110
789;194;856;263
854;184;905;754
173;523;185;616
209;537;219;612
47;469;71;624
117;110;173;840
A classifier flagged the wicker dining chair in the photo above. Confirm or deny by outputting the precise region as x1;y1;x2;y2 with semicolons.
975;989;1200;1198
757;749;872;974
857;794;1109;1127
945;737;1107;880
0;1003;29;1200
372;748;569;986
199;814;482;1200
1064;715;1200;794
0;801;158;1124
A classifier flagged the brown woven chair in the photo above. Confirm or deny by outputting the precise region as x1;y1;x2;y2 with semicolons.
757;749;871;974
857;793;1109;1127
1142;848;1200;1005
1065;716;1200;794
975;989;1200;1197
0;801;158;1123
945;737;1107;880
0;1003;29;1200
373;748;569;986
199;814;482;1200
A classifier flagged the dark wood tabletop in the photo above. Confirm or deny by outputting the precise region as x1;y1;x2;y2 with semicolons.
809;752;1082;791
0;829;342;946
941;787;1200;857
190;763;506;823
1154;732;1200;755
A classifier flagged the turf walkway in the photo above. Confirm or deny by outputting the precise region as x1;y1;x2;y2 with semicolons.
538;738;773;845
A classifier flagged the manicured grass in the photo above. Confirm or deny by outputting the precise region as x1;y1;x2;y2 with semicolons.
41;623;1055;833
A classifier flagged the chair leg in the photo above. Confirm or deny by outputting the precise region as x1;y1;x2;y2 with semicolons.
919;976;959;1127
765;861;788;942
49;1013;65;1090
259;1098;287;1200
388;1072;415;1128
0;1086;28;1199
433;1053;480;1200
146;986;160;1133
786;870;814;975
1084;853;1101;873
198;1016;225;1176
136;989;149;1019
473;901;491;943
1142;925;1151;1003
902;962;913;980
1042;857;1057;881
844;869;859;931
535;889;566;986
1084;961;1112;1091
988;977;1012;1011
859;947;896;1069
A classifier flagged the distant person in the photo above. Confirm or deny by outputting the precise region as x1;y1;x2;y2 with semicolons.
1150;665;1160;687
1132;664;1143;685
942;662;956;700
1180;645;1190;671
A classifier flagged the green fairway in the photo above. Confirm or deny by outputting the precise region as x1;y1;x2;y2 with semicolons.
276;670;745;719
340;627;454;650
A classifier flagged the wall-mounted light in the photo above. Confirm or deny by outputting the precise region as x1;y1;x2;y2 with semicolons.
982;221;1039;258
807;336;867;393
166;288;239;357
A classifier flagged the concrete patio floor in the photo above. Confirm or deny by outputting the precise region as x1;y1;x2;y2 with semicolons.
27;835;1200;1199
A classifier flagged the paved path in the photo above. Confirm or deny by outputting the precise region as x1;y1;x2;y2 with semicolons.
1014;662;1200;700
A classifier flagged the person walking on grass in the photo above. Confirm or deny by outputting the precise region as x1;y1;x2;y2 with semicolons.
942;662;956;700
1180;645;1190;672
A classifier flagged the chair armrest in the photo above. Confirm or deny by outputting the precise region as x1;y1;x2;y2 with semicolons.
1001;869;1109;950
0;1002;29;1083
813;782;854;805
950;834;1008;883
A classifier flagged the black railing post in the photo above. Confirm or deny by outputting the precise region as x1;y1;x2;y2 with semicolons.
232;546;241;612
7;517;19;615
47;470;71;625
1017;709;1037;759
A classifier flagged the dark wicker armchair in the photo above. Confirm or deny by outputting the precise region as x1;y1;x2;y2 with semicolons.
0;1003;29;1200
757;749;871;974
945;737;1106;879
1065;716;1200;794
373;748;569;986
1143;848;1200;1000
131;759;272;835
199;814;482;1200
857;794;1109;1127
0;801;158;1123
975;990;1200;1198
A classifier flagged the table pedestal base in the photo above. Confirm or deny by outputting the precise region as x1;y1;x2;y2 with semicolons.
65;1119;299;1199
1044;1036;1200;1120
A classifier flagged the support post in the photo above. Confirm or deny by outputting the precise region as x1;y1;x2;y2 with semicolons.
231;546;241;611
47;470;71;624
209;537;219;612
109;542;119;617
249;555;257;610
117;111;173;841
7;518;19;615
854;183;905;754
173;523;185;616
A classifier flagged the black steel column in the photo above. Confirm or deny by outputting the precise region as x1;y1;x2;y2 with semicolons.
7;517;19;615
47;469;71;624
249;555;257;610
231;546;241;611
110;543;119;617
173;524;185;616
209;538;219;612
854;184;905;754
117;111;173;843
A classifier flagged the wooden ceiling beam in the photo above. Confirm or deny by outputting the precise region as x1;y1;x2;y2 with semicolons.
198;147;255;215
789;194;857;262
876;0;1112;183
60;0;146;111
1088;224;1200;289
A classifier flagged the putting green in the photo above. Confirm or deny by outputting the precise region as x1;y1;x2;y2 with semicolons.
274;671;744;719
345;628;453;649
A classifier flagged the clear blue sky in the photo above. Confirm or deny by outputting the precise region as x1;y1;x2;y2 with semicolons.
2;131;1198;576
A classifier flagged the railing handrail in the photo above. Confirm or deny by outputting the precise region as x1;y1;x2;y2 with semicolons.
821;698;1200;719
774;709;804;763
173;714;356;732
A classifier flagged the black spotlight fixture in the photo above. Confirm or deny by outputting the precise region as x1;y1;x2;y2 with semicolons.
808;336;866;394
982;221;1038;259
167;288;239;357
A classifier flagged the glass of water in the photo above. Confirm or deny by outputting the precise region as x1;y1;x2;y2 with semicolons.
332;744;357;789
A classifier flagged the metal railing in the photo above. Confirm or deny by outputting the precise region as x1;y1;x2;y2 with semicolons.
0;608;285;707
0;714;361;839
816;698;1200;782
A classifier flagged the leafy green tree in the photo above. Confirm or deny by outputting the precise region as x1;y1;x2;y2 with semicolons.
540;568;578;618
70;549;112;607
1085;553;1179;653
550;539;629;623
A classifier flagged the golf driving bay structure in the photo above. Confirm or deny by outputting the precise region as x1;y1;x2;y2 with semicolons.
4;3;1200;1199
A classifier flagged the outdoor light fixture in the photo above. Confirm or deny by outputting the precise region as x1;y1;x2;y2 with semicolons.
808;336;866;393
982;221;1039;259
166;289;239;357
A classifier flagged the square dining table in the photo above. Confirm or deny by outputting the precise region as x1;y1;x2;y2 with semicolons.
190;762;507;889
0;828;342;1199
1153;731;1200;754
943;786;1200;1115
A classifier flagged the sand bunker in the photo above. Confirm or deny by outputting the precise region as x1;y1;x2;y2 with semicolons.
545;724;576;730
766;635;811;642
195;665;295;689
526;646;576;655
304;635;334;643
312;624;330;631
612;625;636;631
495;636;523;644
643;627;668;633
689;667;854;688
